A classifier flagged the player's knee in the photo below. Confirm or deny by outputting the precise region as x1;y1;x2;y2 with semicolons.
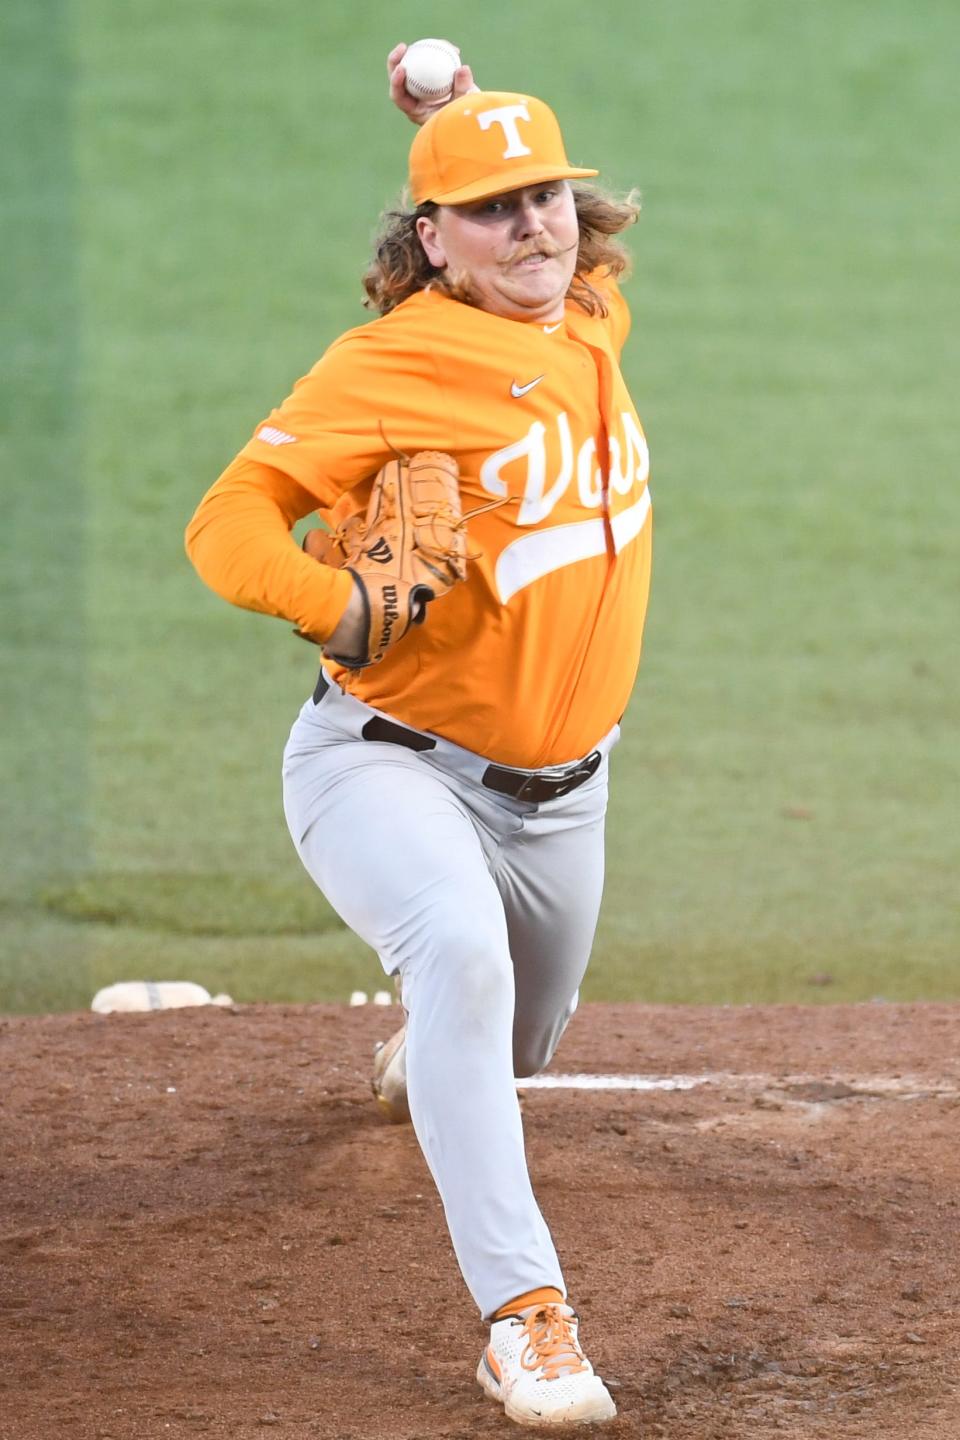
408;917;514;1022
450;938;514;1018
512;998;577;1078
512;1031;556;1079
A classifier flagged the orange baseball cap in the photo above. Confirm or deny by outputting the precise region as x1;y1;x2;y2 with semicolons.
409;91;598;206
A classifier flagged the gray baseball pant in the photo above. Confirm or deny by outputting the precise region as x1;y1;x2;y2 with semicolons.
282;673;616;1319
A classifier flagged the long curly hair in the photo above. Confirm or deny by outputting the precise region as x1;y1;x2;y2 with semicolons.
362;184;640;319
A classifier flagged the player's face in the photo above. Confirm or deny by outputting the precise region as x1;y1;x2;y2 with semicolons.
416;182;579;324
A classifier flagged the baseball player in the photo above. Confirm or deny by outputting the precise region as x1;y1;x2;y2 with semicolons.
185;43;650;1428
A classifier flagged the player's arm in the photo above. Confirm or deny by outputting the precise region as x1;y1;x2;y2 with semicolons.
386;41;477;125
184;455;362;647
584;269;632;358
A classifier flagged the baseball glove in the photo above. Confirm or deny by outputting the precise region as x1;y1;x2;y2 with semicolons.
301;450;468;669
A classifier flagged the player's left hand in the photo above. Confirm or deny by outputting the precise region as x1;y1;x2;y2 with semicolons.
301;450;468;669
387;42;478;127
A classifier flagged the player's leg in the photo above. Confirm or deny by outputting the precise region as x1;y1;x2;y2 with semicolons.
474;762;618;1425
494;760;610;1079
283;714;565;1319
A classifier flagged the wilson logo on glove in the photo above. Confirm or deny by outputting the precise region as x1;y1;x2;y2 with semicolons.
367;537;394;564
379;584;401;651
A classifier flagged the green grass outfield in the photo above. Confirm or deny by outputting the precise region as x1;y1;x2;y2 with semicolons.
2;0;958;1013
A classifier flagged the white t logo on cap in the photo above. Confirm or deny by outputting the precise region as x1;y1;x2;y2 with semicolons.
477;103;533;159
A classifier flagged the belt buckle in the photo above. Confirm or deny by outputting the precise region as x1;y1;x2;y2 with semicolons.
515;750;602;803
512;772;545;803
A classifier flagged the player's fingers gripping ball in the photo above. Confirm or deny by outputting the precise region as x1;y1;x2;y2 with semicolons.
401;38;461;102
322;450;467;669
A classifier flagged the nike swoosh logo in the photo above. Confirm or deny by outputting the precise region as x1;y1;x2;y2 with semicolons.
510;376;544;398
543;323;562;334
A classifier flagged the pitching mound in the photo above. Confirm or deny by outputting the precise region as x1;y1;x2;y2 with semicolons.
2;1002;959;1438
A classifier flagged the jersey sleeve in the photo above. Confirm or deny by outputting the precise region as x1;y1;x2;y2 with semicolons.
237;317;454;502
185;286;634;642
582;270;632;360
184;455;355;641
186;304;454;639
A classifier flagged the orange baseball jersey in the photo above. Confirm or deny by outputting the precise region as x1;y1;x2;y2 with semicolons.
186;277;652;769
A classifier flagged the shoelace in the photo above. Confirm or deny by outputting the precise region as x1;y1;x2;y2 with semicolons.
518;1306;588;1382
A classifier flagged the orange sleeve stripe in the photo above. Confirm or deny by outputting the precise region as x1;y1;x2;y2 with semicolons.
184;455;354;641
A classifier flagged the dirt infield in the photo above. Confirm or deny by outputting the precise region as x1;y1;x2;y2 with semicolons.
2;1002;958;1439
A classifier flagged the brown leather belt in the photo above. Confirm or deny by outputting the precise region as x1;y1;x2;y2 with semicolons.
312;672;601;804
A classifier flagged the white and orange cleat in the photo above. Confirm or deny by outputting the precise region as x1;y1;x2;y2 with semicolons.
371;1023;409;1123
477;1303;617;1427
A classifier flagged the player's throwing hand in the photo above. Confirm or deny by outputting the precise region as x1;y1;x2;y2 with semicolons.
387;40;478;126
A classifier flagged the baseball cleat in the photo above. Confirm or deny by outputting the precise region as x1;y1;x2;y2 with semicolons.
477;1303;617;1427
371;1023;409;1123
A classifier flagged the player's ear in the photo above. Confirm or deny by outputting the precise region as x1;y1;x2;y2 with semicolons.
416;213;446;268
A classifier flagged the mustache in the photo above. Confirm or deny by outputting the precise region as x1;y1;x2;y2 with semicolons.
500;237;579;267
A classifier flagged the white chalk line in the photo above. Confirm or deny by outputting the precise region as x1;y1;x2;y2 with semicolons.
518;1074;700;1092
516;1072;960;1100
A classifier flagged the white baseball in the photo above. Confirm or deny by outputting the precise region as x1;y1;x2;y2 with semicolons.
402;38;461;102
